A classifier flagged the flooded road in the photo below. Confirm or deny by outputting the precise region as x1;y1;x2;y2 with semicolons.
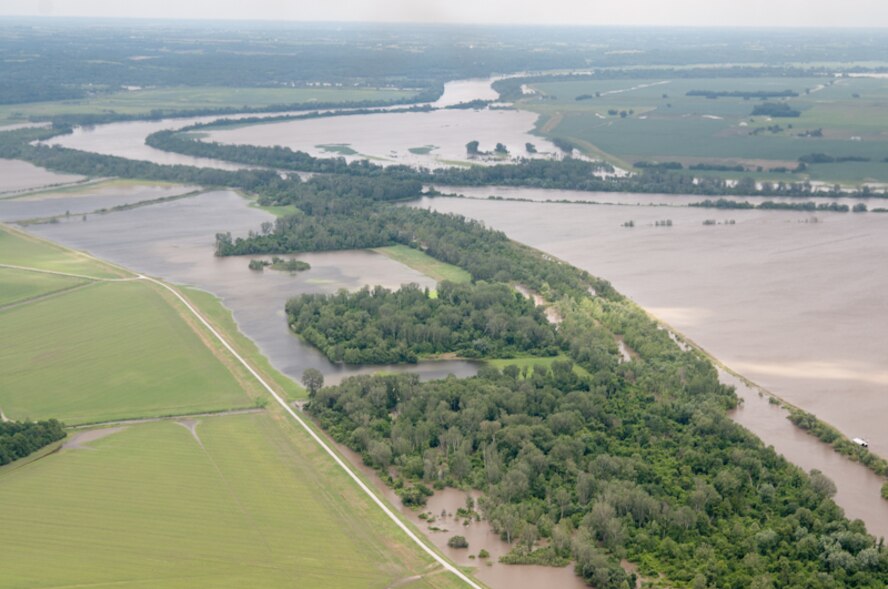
13;190;479;385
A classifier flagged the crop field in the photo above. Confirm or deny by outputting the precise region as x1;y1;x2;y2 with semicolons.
0;266;85;307
521;76;888;183
0;280;253;424
0;413;458;589
0;225;124;279
374;245;472;284
0;86;417;125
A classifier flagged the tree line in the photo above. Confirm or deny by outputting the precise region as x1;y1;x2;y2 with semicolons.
0;420;66;466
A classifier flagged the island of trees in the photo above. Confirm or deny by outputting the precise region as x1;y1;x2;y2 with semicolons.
286;282;559;364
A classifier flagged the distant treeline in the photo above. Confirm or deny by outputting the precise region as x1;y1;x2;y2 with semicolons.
799;153;872;164
0;420;66;466
691;198;866;213
286;282;559;364
751;102;801;118
687;89;798;99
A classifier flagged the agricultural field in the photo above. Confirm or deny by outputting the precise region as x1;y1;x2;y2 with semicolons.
0;266;85;308
521;75;888;183
0;279;253;424
0;225;124;278
0;86;417;125
0;413;459;589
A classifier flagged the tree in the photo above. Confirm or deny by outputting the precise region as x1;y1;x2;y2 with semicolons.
302;368;324;397
809;469;837;498
448;535;469;548
465;140;480;156
495;143;509;155
525;142;537;154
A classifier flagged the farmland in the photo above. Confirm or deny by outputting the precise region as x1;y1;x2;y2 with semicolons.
520;75;888;183
0;413;459;589
0;86;417;126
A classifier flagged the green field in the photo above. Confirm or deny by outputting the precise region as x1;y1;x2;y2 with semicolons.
522;76;888;183
374;245;472;284
0;266;85;307
0;413;457;589
0;280;253;424
0;225;125;279
0;86;416;125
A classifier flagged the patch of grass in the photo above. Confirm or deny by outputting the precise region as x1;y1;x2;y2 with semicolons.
486;355;592;379
0;413;441;588
373;245;472;284
0;280;251;424
316;143;358;155
408;145;438;155
0;266;85;307
0;225;125;278
0;86;415;125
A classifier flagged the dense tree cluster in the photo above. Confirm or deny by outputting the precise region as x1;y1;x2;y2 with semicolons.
309;293;888;588
751;103;802;118
0;420;66;465
286;282;559;364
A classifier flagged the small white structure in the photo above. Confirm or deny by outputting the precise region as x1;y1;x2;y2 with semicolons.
852;437;869;448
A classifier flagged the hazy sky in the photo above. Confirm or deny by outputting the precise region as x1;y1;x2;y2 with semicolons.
3;0;888;28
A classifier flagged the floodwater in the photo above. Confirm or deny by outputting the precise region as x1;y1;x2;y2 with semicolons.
443;184;879;210
416;196;888;538
334;444;589;589
0;159;84;195
0;181;199;222
22;190;480;385
433;78;502;107
202;107;559;169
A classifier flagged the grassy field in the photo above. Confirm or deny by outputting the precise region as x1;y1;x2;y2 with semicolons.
374;245;472;284
0;225;126;279
0;86;416;125
0;413;460;589
521;76;888;183
486;355;593;378
0;266;85;307
0;280;255;424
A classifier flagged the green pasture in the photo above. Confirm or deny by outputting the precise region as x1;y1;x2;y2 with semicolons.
0;266;85;308
0;86;416;125
0;280;251;424
523;76;888;183
373;245;472;284
0;413;456;589
0;226;124;279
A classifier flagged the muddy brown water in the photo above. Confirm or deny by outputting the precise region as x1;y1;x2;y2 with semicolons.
415;196;888;540
333;443;589;589
20;190;480;385
0;181;200;222
0;159;84;194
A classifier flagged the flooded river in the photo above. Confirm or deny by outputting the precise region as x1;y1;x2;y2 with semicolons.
416;195;888;539
5;73;888;581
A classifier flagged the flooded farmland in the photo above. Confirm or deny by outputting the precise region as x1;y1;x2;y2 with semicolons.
0;158;84;195
12;190;480;385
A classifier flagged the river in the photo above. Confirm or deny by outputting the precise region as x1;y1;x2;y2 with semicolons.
4;73;888;579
